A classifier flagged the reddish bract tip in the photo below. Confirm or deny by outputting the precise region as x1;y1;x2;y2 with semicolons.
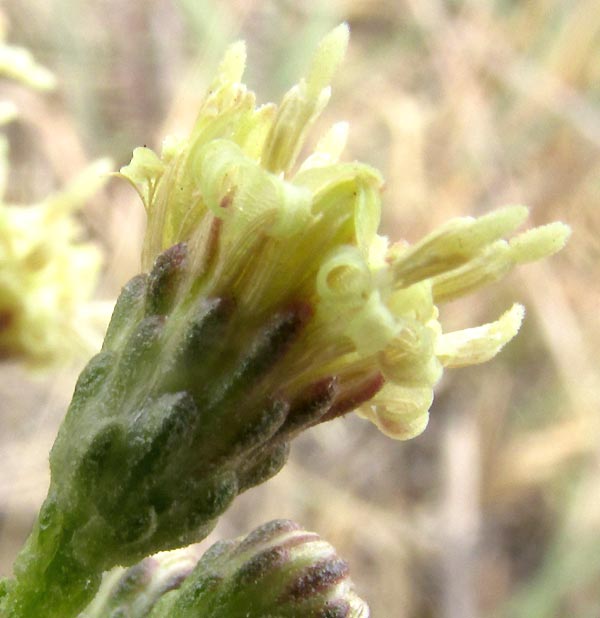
324;372;385;421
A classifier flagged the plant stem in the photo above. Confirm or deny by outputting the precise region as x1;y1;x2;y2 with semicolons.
0;496;101;618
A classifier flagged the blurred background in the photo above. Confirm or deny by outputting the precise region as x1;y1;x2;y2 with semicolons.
0;1;598;616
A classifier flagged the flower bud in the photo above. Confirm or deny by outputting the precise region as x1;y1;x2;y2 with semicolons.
80;546;202;618
150;520;369;618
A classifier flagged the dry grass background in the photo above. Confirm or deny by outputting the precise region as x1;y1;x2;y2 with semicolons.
0;1;599;616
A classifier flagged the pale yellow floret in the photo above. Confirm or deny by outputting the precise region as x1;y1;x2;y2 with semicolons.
118;147;165;211
436;303;525;368
391;205;529;287
431;221;571;303
509;221;571;263
0;158;111;364
358;383;433;440
214;40;246;86
120;24;570;440
261;24;349;175
0;29;113;368
299;121;349;172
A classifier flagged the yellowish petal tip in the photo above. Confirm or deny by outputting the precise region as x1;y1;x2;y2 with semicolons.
478;204;529;237
436;303;525;368
218;41;247;85
330;22;351;47
502;302;526;335
510;221;571;263
379;410;430;441
358;385;433;440
306;23;350;97
500;204;529;226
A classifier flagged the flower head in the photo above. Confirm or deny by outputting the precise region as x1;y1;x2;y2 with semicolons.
2;26;570;618
0;24;109;366
0;153;111;365
120;23;569;439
